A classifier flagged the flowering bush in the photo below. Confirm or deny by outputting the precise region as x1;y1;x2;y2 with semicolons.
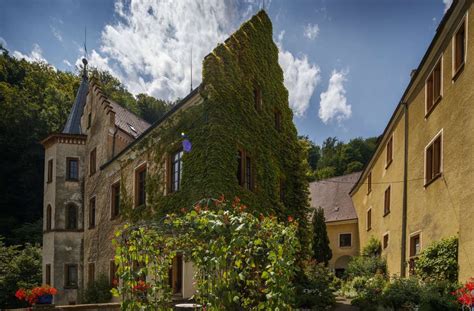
15;285;57;305
113;196;300;310
452;279;474;307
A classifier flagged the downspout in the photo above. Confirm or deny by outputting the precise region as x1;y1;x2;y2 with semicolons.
400;102;409;277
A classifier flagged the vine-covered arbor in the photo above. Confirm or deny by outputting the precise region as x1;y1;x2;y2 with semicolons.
112;197;299;310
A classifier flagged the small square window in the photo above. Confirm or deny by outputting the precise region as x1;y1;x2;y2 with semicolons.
45;264;51;285
425;134;442;186
66;158;79;181
65;264;78;288
367;209;372;231
339;233;352;248
88;263;95;286
47;159;53;183
89;197;96;229
453;20;466;78
274;110;282;131
135;164;147;207
426;59;442;116
383;234;389;249
386;136;393;168
254;88;262;111
169;150;183;193
367;172;372;194
111;182;120;218
384;186;391;216
89;148;97;176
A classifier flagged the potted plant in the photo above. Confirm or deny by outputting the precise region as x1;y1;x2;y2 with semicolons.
16;285;57;305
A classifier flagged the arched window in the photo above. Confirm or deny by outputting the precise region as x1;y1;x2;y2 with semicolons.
46;205;52;231
66;204;78;230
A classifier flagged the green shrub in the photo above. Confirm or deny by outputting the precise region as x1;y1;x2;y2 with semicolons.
351;274;387;311
362;236;382;257
345;255;387;280
415;236;458;283
382;277;422;310
82;274;112;304
295;260;336;310
419;280;460;311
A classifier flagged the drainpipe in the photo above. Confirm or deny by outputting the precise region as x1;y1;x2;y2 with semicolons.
400;102;409;277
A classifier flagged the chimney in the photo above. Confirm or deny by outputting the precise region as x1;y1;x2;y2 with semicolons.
410;69;417;79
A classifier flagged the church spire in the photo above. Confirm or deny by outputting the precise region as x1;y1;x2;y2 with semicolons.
62;57;89;134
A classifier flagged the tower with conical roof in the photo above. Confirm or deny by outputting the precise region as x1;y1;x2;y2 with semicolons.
40;58;89;305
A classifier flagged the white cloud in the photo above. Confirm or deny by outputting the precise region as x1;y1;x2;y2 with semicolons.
63;59;72;67
319;70;351;124
304;23;319;40
13;44;47;63
84;0;250;101
443;0;453;13
277;31;321;117
50;25;63;42
83;0;318;118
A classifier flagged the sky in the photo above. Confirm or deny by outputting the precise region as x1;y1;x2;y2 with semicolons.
0;0;451;144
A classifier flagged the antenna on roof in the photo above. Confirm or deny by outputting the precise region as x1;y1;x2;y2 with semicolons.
82;26;88;79
84;26;88;58
190;46;193;92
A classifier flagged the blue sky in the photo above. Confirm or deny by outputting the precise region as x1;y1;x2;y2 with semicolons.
0;0;449;144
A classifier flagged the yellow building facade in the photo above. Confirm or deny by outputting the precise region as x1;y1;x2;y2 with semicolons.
310;173;360;277
351;0;474;281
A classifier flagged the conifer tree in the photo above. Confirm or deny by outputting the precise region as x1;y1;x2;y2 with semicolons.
312;207;332;265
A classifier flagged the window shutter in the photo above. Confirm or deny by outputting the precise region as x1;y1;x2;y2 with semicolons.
426;145;433;182
426;75;433;111
433;137;441;176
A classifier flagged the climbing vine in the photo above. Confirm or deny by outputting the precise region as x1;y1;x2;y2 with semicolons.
115;10;310;249
112;197;299;310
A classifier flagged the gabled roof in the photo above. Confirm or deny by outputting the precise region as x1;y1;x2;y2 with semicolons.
309;172;361;223
63;73;88;134
109;100;150;138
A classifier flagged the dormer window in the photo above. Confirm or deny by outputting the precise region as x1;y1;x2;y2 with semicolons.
127;123;137;134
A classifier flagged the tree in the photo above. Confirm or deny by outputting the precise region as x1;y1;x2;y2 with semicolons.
135;93;171;123
0;238;41;308
312;207;332;265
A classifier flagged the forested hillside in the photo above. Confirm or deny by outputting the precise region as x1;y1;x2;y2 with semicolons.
300;136;378;182
0;46;171;245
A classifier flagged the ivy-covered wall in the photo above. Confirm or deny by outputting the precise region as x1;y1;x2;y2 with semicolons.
121;10;309;243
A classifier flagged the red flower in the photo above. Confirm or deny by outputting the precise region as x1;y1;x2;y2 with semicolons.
15;285;57;305
132;280;150;292
287;216;294;223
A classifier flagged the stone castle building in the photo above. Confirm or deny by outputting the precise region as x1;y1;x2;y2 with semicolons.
41;11;310;305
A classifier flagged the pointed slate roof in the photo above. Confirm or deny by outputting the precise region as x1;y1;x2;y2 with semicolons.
63;61;89;134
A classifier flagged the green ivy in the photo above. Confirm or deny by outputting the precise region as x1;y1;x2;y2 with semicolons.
118;10;310;252
414;236;458;283
112;197;299;310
